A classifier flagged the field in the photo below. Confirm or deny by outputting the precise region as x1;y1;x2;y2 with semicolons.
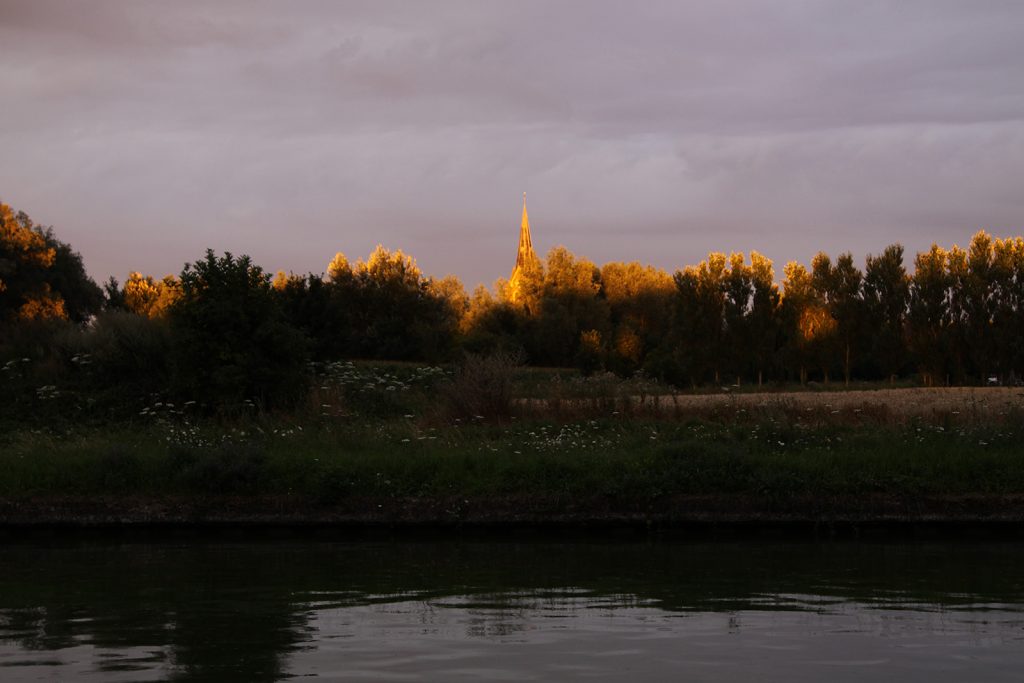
529;386;1024;426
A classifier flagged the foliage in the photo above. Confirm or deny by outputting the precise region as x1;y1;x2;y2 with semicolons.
170;250;310;410
0;201;101;324
116;272;182;318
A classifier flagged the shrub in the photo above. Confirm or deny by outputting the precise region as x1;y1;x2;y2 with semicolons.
75;310;174;393
439;351;521;422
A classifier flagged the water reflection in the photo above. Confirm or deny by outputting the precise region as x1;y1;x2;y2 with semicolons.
1;536;1022;680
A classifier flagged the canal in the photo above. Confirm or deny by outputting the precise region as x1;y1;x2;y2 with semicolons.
1;532;1022;680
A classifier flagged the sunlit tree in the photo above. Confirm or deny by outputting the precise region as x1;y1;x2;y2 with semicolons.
500;255;545;317
120;272;182;318
0;202;101;323
908;245;951;386
721;253;753;385
962;231;997;382
747;252;781;386
992;237;1024;381
780;261;825;384
428;274;469;329
523;247;609;368
0;201;55;322
461;284;525;355
316;245;462;361
600;261;674;373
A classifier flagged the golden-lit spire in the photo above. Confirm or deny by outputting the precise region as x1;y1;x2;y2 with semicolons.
515;192;535;271
509;192;539;304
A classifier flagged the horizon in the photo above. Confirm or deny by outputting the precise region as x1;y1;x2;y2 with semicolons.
2;1;1023;289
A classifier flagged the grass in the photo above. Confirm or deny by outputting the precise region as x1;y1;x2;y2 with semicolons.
2;416;1023;505
3;359;1024;520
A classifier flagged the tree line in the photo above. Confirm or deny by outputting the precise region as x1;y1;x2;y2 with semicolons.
2;198;1023;412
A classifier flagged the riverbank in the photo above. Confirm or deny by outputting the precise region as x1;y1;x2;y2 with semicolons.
3;391;1023;528
4;493;1024;528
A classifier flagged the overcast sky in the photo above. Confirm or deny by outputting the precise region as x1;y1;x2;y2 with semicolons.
1;0;1023;288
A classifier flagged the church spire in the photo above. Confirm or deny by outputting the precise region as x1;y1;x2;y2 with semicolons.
515;192;536;271
509;192;539;304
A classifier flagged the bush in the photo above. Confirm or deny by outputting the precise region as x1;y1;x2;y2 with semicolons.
75;311;173;392
439;351;521;422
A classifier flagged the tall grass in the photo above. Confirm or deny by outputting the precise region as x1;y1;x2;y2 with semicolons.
4;357;1024;514
2;417;1023;503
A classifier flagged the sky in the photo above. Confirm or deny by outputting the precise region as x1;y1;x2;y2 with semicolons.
1;0;1023;289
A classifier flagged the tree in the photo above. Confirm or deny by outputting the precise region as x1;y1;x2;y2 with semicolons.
780;261;825;384
991;237;1024;382
351;246;459;361
171;250;309;409
722;253;753;385
943;245;969;382
0;202;101;324
427;274;469;353
600;261;674;373
271;272;340;360
0;201;56;321
962;231;997;383
652;254;727;387
747;252;781;386
815;252;864;386
528;247;609;368
45;232;103;323
118;272;181;318
461;284;526;355
908;245;951;386
863;244;909;382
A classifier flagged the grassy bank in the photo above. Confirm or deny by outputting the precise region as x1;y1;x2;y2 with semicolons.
3;412;1024;523
4;360;1024;524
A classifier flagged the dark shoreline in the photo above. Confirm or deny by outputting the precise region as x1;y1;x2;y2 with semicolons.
3;495;1024;537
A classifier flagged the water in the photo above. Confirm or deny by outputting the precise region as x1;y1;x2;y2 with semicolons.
1;534;1022;681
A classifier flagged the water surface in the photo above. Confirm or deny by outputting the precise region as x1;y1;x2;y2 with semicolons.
1;535;1022;681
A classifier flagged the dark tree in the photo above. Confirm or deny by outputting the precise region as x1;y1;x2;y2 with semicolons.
171;250;309;410
863;244;909;382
